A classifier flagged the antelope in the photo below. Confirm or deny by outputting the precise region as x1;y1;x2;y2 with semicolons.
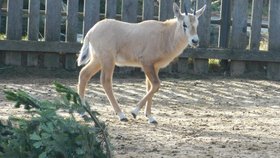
77;2;206;124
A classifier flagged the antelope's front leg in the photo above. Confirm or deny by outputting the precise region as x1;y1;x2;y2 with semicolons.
144;77;158;124
131;66;160;124
100;59;128;122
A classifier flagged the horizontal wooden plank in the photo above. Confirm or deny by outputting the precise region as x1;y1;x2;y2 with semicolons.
0;40;81;53
0;8;269;28
182;48;280;62
1;40;280;63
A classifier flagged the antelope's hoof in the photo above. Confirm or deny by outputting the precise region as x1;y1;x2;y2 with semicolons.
82;115;91;122
131;112;137;119
120;118;129;122
147;116;158;124
149;120;158;125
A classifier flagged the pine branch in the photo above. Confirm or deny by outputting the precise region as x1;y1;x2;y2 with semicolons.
2;83;111;157
53;82;112;158
4;90;41;110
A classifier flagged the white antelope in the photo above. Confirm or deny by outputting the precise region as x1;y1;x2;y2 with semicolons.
77;2;206;124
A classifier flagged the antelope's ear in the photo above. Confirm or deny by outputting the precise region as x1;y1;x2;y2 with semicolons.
173;3;183;20
195;5;206;18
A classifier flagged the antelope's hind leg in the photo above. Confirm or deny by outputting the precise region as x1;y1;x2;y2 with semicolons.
78;59;101;103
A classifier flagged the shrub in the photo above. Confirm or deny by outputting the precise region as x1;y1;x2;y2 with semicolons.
0;83;112;158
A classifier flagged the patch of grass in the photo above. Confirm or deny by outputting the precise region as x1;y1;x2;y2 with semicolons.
260;40;268;51
209;59;221;72
211;0;221;12
0;34;6;40
0;34;28;40
259;33;268;51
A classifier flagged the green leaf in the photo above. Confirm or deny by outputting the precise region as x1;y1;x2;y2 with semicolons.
41;132;51;139
46;122;54;132
73;96;78;104
76;107;86;115
40;124;52;133
39;151;47;158
4;90;18;101
76;148;85;155
24;104;31;110
66;93;71;101
15;102;21;108
30;133;41;141
91;111;100;116
33;141;43;148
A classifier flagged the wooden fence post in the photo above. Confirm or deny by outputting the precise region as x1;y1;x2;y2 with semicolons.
250;0;263;51
180;0;191;13
143;0;154;20
158;0;174;73
218;0;231;73
219;0;231;48
122;0;138;23
177;0;191;74
267;0;280;80
193;0;211;74
119;0;138;74
44;0;61;68
5;0;23;66
0;0;2;32
159;0;173;21
230;0;248;76
83;0;100;37
0;0;3;65
247;0;264;74
65;0;79;70
105;0;117;19
27;0;40;66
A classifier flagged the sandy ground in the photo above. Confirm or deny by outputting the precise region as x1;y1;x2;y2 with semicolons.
0;74;280;158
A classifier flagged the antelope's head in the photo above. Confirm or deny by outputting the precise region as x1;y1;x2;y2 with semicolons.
173;2;206;48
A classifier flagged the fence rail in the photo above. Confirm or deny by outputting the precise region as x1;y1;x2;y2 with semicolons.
2;39;280;63
0;0;279;79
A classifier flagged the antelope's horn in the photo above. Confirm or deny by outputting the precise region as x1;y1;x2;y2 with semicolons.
193;0;196;15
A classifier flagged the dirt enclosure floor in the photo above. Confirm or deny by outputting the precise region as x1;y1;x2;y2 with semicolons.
0;71;280;158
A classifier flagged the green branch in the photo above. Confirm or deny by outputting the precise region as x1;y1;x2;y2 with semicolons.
2;82;112;158
54;82;112;158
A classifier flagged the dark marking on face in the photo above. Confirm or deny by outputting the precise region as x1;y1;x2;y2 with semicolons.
183;22;188;32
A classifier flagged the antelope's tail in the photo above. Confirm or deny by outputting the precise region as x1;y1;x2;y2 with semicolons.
77;36;90;66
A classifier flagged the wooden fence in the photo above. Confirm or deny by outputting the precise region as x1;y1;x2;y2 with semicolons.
0;0;280;79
